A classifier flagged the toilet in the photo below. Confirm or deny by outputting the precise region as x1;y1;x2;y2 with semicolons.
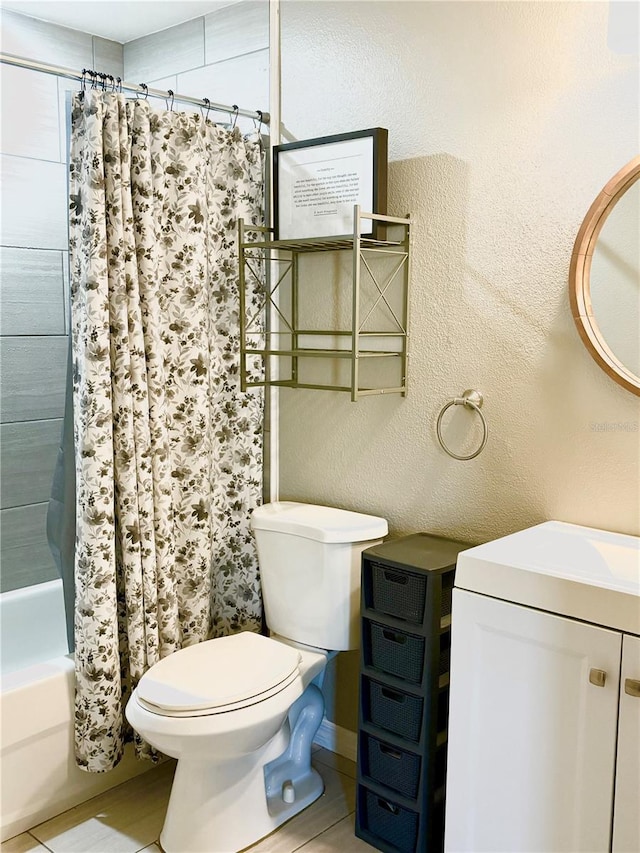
125;501;387;853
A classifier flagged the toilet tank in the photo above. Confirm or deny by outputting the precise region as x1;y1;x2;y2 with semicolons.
251;502;388;651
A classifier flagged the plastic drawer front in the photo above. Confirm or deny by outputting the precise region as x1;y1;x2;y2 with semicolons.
362;788;419;853
367;620;426;683
366;679;423;742
370;563;426;623
362;733;421;800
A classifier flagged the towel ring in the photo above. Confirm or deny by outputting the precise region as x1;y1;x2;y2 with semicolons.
436;389;488;461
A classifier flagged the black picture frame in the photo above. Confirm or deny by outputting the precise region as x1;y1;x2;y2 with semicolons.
273;128;388;240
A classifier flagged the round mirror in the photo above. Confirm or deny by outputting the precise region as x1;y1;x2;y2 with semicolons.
570;156;640;396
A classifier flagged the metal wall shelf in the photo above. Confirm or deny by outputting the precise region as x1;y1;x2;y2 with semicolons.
238;206;412;402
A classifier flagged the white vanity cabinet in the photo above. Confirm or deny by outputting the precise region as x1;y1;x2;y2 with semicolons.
444;521;640;853
614;633;640;852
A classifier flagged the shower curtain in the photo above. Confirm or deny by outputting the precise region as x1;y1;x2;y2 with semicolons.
68;89;264;772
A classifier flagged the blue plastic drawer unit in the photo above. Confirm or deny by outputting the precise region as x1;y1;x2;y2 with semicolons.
365;679;423;742
366;620;426;683
356;533;468;853
363;788;420;853
370;564;427;623
361;733;422;800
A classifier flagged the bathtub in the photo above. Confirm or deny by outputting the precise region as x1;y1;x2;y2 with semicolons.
1;579;154;842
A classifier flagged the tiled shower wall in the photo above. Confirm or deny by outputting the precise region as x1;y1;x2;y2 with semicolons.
122;2;269;133
0;3;269;593
0;11;124;593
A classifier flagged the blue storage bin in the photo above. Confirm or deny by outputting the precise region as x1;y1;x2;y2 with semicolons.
366;678;423;742
363;733;421;800
364;788;419;853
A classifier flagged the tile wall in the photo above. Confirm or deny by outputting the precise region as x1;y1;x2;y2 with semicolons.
0;10;124;592
123;1;269;131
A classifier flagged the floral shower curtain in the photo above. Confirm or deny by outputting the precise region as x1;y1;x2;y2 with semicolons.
69;89;264;772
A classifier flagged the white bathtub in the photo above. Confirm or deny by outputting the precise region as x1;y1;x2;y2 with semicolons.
1;579;153;842
1;579;69;674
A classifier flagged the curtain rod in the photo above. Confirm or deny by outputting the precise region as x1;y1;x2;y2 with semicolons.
0;52;270;124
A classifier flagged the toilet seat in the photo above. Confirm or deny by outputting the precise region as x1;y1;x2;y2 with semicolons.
136;632;301;718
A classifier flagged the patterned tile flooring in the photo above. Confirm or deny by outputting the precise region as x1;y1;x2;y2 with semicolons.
3;748;375;853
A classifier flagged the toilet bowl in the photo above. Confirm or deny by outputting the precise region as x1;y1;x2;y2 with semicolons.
127;632;328;852
126;502;388;853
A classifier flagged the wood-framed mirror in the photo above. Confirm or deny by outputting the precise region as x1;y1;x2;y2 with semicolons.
570;155;640;396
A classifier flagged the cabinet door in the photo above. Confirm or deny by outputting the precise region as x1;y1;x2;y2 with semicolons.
613;634;640;853
444;589;621;853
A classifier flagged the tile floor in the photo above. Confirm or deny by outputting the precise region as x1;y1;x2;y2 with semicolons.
3;748;376;853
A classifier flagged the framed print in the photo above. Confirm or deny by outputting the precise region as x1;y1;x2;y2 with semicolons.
273;128;388;240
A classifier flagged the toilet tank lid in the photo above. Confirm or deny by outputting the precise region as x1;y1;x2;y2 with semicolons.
251;502;388;543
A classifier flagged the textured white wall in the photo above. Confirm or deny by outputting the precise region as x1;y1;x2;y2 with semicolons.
279;0;640;546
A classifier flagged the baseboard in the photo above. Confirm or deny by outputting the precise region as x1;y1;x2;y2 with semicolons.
313;719;358;763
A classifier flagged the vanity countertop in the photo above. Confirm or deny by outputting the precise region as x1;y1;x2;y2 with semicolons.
455;521;640;634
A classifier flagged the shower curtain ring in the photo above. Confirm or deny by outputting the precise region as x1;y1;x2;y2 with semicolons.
201;97;211;121
89;70;98;89
116;77;122;93
107;74;115;92
166;89;175;111
137;83;148;99
80;68;88;93
97;72;107;91
254;110;264;149
232;105;239;129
